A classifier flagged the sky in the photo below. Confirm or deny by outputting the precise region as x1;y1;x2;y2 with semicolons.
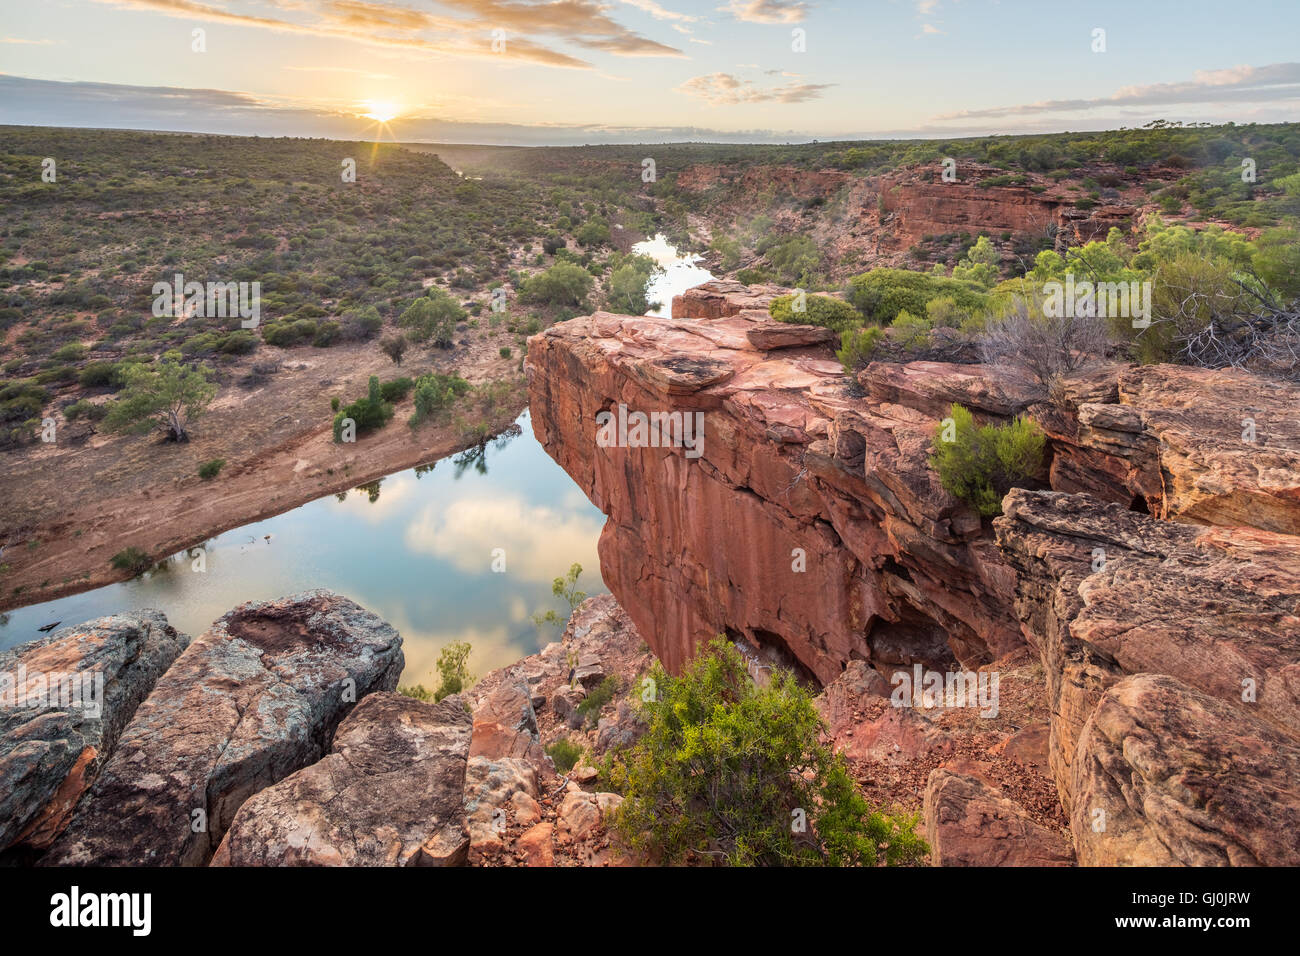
1;0;1298;145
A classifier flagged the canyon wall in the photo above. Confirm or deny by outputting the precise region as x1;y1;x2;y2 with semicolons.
525;287;1300;864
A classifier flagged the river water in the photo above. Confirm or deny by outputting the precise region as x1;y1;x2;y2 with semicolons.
0;240;713;684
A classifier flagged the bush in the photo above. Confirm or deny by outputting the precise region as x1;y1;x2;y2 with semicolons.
110;547;152;576
770;293;860;331
63;398;106;422
378;377;413;402
499;346;512;358
848;268;988;324
547;738;583;774
836;326;885;373
198;458;225;480
340;306;383;342
379;335;408;365
78;361;122;388
332;375;394;441
576;676;621;724
931;404;1045;516
601;638;928;866
520;262;592;308
409;371;471;425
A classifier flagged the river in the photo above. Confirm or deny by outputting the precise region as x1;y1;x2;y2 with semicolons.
0;238;713;684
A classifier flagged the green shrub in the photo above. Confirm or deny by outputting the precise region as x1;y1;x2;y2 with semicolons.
110;547;152;576
836;326;884;373
601;638;928;866
770;293;859;331
847;267;988;324
930;404;1045;516
78;361;122;388
63;398;106;422
397;684;433;701
577;676;621;724
521;261;592;308
433;640;474;701
399;290;463;347
53;343;87;362
547;738;583;774
409;371;471;425
198;458;225;480
378;377;412;402
332;375;394;441
499;346;512;358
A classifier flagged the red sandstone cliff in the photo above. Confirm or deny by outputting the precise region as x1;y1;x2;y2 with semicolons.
525;287;1300;865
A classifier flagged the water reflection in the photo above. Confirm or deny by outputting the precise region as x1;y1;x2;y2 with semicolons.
0;411;607;684
633;233;715;318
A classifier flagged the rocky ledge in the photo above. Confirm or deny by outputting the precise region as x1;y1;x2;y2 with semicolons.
42;590;404;866
0;612;189;858
525;284;1300;865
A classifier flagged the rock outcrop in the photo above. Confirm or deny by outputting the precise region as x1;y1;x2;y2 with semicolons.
0;612;189;856
995;490;1300;865
212;692;471;867
43;591;403;866
526;283;1300;867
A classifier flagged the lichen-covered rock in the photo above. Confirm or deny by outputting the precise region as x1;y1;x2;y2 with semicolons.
1071;674;1300;866
43;590;403;866
995;490;1300;806
211;692;471;867
0;612;188;855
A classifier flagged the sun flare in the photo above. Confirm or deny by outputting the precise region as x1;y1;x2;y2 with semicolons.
361;100;401;123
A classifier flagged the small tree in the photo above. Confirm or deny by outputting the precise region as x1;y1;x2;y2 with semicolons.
602;638;928;866
521;262;592;308
103;358;216;442
380;335;408;365
399;290;463;347
978;287;1110;396
433;640;474;701
532;563;587;630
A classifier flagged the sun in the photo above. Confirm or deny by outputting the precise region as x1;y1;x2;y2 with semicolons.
361;100;401;123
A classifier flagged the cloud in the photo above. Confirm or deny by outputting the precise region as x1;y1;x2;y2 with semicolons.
920;23;942;35
932;61;1300;121
2;36;55;45
87;0;684;69
403;493;603;585
620;0;699;22
720;0;809;24
676;71;833;105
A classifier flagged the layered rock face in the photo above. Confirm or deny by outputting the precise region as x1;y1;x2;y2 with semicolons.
526;287;1300;865
43;591;404;866
875;164;1134;248
0;612;189;856
996;491;1300;865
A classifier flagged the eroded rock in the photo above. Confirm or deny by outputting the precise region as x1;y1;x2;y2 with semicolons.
0;612;189;855
43;590;403;866
211;692;471;867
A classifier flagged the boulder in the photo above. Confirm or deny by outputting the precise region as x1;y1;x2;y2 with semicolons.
211;692;471;866
0;611;189;854
924;762;1074;867
42;591;403;866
